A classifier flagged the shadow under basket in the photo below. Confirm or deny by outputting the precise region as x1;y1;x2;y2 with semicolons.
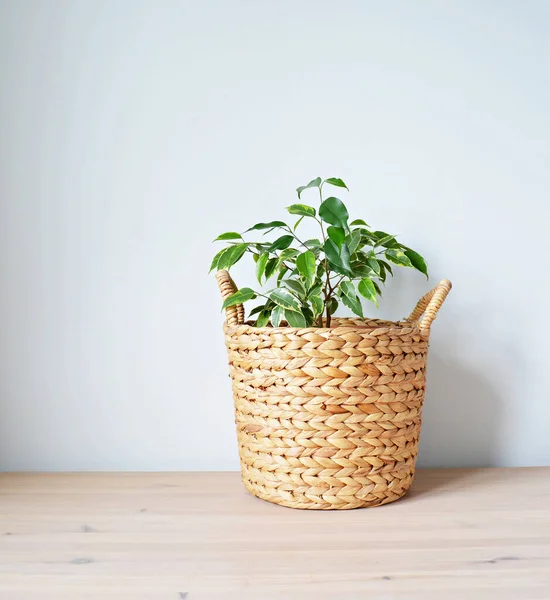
216;270;452;510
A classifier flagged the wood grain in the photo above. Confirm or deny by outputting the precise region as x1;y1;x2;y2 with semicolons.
0;469;549;599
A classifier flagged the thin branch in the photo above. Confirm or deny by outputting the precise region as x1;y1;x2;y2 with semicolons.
284;227;309;250
316;184;333;327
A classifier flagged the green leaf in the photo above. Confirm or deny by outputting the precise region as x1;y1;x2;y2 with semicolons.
350;263;376;279
324;239;352;276
404;249;428;277
304;238;322;257
277;265;288;285
327;226;346;248
309;282;323;297
310;295;324;318
209;247;226;273
255;253;269;284
275;248;299;275
264;257;278;281
222;287;256;310
367;258;381;275
269;287;302;311
316;261;326;280
346;229;362;255
339;280;364;318
319;197;349;229
339;280;354;298
285;309;307;328
268;235;294;253
250;242;271;253
350;219;370;228
302;305;314;326
324;177;349;190
379;260;393;276
278;248;299;261
358;278;378;306
293;216;304;230
215;243;249;271
354;249;370;261
256;310;271;327
287;204;316;217
245;221;287;233
213;231;243;242
340;243;352;274
296;177;322;199
324;238;342;271
271;305;284;327
295;250;316;289
374;231;399;248
328;297;339;316
360;231;378;245
284;278;307;299
248;304;266;317
385;248;413;267
340;294;364;318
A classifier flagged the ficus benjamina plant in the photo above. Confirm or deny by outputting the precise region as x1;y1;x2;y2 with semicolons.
210;177;428;328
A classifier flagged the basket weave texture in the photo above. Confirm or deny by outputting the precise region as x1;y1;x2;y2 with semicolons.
217;270;451;510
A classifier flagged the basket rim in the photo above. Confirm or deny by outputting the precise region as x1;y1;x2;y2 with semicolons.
223;317;428;337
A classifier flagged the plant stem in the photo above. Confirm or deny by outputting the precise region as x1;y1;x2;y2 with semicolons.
284;227;309;250
317;184;332;327
329;275;346;294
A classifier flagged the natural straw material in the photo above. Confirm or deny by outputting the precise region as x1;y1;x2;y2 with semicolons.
216;270;452;510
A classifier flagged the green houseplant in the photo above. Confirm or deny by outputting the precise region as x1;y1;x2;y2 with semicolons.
213;177;451;510
211;177;428;327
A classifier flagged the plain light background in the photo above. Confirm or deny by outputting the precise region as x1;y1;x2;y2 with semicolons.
0;0;548;471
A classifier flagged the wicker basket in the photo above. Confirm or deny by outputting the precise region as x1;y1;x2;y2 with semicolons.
216;270;451;510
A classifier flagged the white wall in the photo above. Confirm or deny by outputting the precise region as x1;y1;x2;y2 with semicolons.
0;0;548;471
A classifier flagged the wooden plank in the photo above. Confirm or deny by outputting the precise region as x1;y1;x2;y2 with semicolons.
0;469;549;599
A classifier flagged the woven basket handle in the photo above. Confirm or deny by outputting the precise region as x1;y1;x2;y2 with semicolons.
216;269;245;326
408;279;452;335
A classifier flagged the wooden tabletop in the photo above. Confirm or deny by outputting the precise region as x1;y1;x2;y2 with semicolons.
0;468;549;599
